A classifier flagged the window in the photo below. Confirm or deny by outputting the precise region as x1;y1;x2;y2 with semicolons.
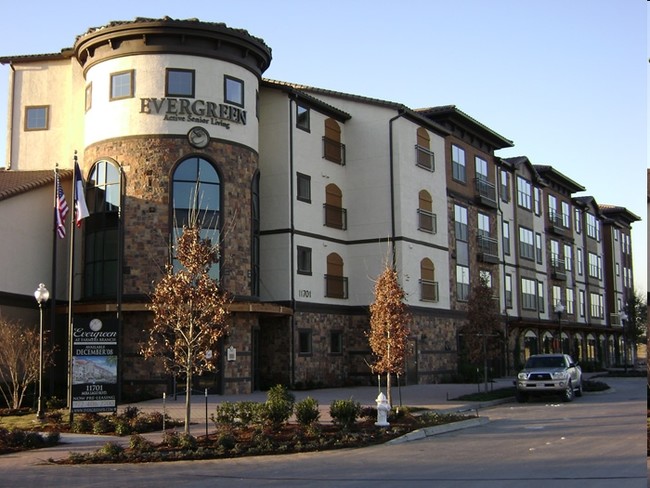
503;221;510;255
297;246;312;275
83;160;121;298
325;253;347;298
533;187;542;216
296;103;310;131
85;84;92;112
519;227;534;260
298;329;312;355
564;244;572;272
579;290;586;317
590;293;604;319
615;262;620;276
480;270;492;287
478;212;490;238
456;265;470;301
577;248;584;275
420;258;438;302
475;157;488;181
324;184;346;229
324;118;345;164
224;76;244;106
418;190;436;233
548;195;558;223
330;331;343;354
561;202;570;228
588;252;602;279
537;281;545;313
166;69;195;97
574;208;582;233
521;278;536;310
171;157;221;280
550;239;561;269
454;205;468;242
25;106;49;130
297;173;311;202
552;285;562;307
535;233;543;264
110;70;134;100
566;288;575;315
500;170;510;202
451;145;466;182
586;213;600;240
505;274;513;308
516;176;532;210
416;127;434;171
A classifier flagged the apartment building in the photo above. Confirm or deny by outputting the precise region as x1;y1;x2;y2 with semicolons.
0;18;638;401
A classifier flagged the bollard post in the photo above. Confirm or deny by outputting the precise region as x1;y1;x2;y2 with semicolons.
205;388;208;438
162;392;166;431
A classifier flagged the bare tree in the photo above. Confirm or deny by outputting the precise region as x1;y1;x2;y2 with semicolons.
0;318;54;410
367;265;411;407
462;275;501;393
142;224;231;432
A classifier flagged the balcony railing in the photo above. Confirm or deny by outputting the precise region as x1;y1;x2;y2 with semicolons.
417;209;437;233
474;178;497;208
415;145;435;172
325;274;348;299
551;255;567;280
477;234;499;263
323;137;346;165
420;280;439;302
549;210;570;236
323;204;347;230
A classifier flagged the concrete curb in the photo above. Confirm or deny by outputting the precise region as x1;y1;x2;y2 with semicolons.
387;416;490;445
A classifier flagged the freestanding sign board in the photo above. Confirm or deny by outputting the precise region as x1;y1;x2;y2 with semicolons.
71;317;118;413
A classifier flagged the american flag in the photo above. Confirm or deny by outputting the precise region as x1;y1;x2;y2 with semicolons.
55;172;69;238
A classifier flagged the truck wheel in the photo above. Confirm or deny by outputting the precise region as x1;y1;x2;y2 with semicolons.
562;381;574;402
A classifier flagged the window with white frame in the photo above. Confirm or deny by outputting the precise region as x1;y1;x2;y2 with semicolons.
537;281;545;313
505;274;513;308
519;227;534;260
533;187;542;215
456;265;470;301
503;221;510;255
535;232;543;264
590;293;603;319
564;244;572;272
566;288;574;314
561;201;570;228
574;208;582;233
588;252;602;279
521;278;536;310
552;285;562;307
586;213;600;240
577;248;584;275
475;156;488;181
500;170;510;202
517;176;532;210
454;205;468;242
452;145;466;183
579;290;586;317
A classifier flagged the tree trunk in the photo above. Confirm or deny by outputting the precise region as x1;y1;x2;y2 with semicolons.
386;373;392;407
185;363;192;434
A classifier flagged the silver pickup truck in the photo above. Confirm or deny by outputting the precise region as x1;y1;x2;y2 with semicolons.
515;353;583;402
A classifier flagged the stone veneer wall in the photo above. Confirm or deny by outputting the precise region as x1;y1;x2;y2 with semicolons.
83;135;257;298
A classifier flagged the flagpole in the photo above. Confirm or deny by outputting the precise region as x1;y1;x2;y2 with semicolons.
50;164;59;398
66;152;77;423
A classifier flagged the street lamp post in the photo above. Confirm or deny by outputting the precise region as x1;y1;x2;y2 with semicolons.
34;283;49;420
554;302;565;354
619;311;628;373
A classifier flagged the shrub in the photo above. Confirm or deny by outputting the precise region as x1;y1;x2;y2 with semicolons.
71;416;94;434
329;399;361;430
295;397;320;427
121;406;141;420
98;441;124;458
46;396;66;410
162;430;181;448
113;418;131;436
217;432;236;450
261;384;295;429
92;417;112;434
178;433;197;450
129;433;154;452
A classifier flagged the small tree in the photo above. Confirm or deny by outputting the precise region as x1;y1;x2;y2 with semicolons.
367;264;411;406
462;275;501;393
142;224;231;432
0;318;55;410
622;291;647;369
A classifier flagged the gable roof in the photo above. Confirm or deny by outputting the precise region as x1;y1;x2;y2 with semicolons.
0;169;72;202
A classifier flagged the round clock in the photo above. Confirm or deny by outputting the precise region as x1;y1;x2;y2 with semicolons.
188;126;210;148
89;318;103;332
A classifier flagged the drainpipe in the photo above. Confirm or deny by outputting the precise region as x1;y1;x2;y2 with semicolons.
288;97;296;388
388;109;406;268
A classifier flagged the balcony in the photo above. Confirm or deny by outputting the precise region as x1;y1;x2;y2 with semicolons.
548;210;570;237
477;234;499;263
415;145;435;172
417;209;437;233
325;274;348;299
323;204;347;230
474;178;497;209
322;137;346;165
550;256;567;280
420;280;439;302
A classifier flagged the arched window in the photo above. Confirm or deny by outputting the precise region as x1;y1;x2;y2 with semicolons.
83;160;121;298
416;127;434;171
171;157;221;280
323;118;344;164
325;253;347;299
419;258;438;302
324;183;346;230
417;190;436;233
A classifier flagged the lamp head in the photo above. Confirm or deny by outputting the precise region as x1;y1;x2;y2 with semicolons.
34;283;50;304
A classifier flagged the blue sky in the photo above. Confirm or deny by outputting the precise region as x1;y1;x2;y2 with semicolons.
0;0;646;292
